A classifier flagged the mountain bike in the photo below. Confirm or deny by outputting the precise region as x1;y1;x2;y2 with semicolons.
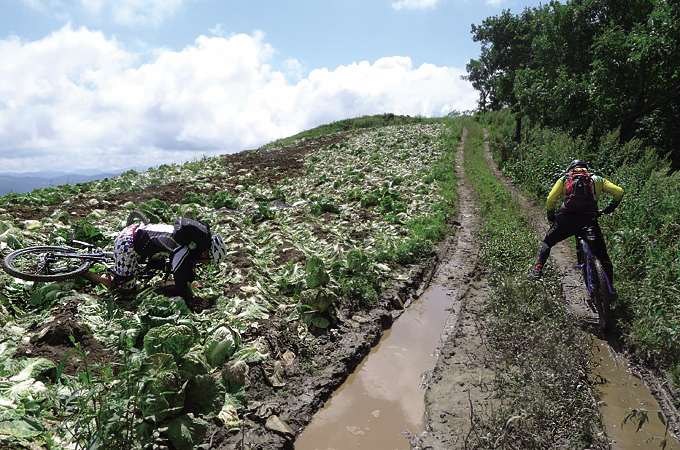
2;211;154;282
573;225;614;333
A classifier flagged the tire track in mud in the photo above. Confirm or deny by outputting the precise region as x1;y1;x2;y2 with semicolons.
414;129;497;450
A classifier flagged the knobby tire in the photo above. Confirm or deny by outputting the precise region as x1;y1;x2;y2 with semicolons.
592;258;613;333
126;210;150;227
2;246;91;282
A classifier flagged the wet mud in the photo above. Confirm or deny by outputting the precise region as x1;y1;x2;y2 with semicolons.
594;338;679;449
293;129;496;450
12;300;118;375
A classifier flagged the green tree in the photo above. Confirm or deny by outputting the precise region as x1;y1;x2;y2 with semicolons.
468;0;680;166
466;8;540;140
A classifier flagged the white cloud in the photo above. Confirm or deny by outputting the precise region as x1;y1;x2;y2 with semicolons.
0;26;476;172
391;0;440;10
20;0;188;26
111;0;187;26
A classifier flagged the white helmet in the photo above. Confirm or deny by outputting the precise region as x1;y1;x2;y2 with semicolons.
210;233;228;265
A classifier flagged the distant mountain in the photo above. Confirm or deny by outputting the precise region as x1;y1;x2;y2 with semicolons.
0;170;132;196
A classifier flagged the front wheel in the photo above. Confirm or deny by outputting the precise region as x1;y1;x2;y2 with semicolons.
592;258;614;333
2;246;91;282
126;210;150;227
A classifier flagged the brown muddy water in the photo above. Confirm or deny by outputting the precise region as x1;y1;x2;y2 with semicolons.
294;286;452;450
293;285;679;449
594;338;679;449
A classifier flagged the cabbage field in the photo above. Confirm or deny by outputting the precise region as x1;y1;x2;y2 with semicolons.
0;116;461;449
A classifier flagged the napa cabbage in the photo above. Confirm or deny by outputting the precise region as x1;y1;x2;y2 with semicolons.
143;323;196;360
204;326;240;368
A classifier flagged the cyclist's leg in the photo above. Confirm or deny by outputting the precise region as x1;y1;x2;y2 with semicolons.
111;224;141;291
536;212;578;268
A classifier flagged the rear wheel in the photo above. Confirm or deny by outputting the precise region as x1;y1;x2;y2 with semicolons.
576;241;588;282
2;246;91;282
592;258;613;333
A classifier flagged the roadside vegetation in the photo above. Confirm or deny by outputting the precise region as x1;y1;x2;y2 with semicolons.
483;108;680;414
0;115;462;449
461;119;606;449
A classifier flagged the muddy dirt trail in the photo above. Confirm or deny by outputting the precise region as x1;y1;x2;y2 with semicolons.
411;130;495;449
411;129;680;450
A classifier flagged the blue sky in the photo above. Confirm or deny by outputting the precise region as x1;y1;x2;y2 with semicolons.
0;0;544;173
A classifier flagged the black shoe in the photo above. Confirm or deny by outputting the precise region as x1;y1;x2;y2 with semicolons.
531;268;543;279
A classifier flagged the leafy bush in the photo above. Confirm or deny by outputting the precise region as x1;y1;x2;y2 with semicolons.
138;198;172;223
58;220;107;246
250;202;275;224
143;323;196;361
181;191;208;206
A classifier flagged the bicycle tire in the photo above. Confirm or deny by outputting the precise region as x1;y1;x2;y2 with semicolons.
126;210;150;226
591;258;614;333
2;246;91;282
576;241;588;283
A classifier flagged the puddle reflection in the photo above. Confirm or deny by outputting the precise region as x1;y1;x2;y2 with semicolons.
594;338;679;449
295;286;452;450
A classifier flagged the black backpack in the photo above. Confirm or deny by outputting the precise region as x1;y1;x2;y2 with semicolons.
173;218;211;253
563;171;596;212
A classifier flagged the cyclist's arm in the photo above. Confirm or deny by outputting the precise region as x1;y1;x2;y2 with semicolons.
82;271;135;294
546;178;565;214
82;271;113;288
599;178;625;214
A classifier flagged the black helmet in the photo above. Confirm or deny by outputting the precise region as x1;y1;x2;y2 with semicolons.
566;159;588;172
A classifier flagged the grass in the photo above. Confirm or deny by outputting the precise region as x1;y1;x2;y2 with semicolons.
265;113;439;148
460;119;606;449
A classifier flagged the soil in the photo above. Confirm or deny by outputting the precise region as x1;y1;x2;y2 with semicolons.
3;132;351;224
12;299;118;376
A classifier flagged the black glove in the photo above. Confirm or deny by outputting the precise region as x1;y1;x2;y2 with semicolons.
547;211;556;223
600;203;617;215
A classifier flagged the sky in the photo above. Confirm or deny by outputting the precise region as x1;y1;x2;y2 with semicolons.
0;0;544;173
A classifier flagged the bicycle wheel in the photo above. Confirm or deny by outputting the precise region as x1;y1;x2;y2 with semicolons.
126;210;150;227
591;258;614;333
2;246;91;282
576;241;588;282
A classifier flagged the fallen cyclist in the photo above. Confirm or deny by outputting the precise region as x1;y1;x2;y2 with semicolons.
532;159;625;286
82;216;228;310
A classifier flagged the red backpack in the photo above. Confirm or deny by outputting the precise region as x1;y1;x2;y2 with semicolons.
563;171;596;212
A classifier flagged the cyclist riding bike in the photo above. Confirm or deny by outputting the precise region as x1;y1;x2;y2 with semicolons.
532;160;625;285
82;217;228;308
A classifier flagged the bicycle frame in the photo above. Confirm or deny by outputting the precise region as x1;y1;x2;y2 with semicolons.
53;249;115;267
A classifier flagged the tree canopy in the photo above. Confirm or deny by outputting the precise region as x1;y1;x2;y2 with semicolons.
466;0;680;166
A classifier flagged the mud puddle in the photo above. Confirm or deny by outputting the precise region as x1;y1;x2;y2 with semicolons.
294;286;453;450
594;338;679;449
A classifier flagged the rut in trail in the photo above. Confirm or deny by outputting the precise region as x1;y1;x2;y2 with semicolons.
414;128;497;450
